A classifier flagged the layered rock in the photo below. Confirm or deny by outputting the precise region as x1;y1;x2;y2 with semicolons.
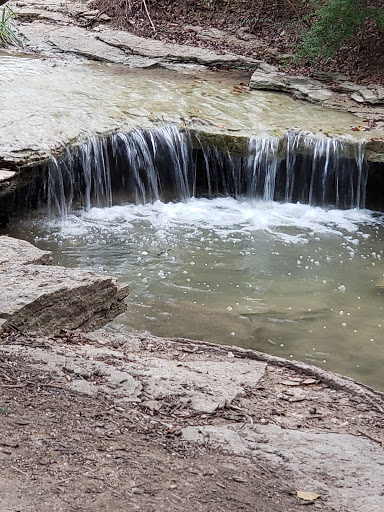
0;237;129;334
250;64;384;107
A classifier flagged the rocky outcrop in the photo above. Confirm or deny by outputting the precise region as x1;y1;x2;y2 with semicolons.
183;25;292;63
94;28;261;69
250;64;384;108
0;236;52;265
0;237;129;334
16;10;260;70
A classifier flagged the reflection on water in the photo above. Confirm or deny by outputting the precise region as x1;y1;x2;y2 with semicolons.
7;198;384;390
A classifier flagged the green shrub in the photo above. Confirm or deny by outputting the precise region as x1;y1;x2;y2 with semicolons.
299;0;384;59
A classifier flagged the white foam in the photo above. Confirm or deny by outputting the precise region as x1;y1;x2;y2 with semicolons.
49;198;381;245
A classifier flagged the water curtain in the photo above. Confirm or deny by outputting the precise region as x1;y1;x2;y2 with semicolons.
45;126;368;217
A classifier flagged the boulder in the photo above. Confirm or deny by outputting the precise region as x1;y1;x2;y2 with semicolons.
0;237;129;334
0;236;52;265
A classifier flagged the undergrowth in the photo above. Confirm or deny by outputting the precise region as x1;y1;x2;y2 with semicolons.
299;0;384;59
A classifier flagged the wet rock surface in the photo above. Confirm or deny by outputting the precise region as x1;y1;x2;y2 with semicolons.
0;237;129;333
0;0;382;203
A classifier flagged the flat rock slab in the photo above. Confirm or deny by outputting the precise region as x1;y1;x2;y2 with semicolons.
0;236;52;265
0;236;129;333
19;21;260;70
250;67;338;105
182;423;384;512
2;344;142;400
250;66;384;107
1;329;383;511
1;341;263;411
0;263;128;333
133;357;267;413
97;28;261;69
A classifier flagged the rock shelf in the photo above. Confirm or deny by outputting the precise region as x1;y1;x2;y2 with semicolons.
0;237;129;333
0;327;383;511
0;0;384;204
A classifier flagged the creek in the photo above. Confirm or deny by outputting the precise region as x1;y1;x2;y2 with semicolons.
6;125;384;390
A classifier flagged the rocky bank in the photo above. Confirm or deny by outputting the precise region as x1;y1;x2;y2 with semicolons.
0;232;384;512
0;237;129;333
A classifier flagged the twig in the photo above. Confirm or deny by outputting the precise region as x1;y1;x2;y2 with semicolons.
357;429;383;445
142;0;156;32
0;369;12;381
11;465;29;476
0;383;27;388
39;383;67;390
57;476;74;484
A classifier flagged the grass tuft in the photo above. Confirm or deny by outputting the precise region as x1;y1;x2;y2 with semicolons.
0;5;20;47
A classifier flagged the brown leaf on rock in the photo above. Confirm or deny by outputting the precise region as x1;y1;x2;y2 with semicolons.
281;380;301;386
302;378;317;385
297;490;320;501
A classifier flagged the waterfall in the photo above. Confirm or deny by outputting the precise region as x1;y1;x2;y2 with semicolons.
44;125;368;216
282;132;368;209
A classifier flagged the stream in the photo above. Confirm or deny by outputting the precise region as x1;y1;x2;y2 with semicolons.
7;197;384;390
2;53;384;390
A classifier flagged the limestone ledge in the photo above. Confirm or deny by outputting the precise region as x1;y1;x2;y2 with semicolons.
1;0;383;202
250;64;384;108
1;125;383;209
0;236;129;334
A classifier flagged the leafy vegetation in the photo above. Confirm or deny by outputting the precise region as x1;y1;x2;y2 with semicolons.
299;0;384;59
0;4;20;47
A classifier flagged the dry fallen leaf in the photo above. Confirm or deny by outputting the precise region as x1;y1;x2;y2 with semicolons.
281;380;301;386
297;490;320;501
302;378;317;385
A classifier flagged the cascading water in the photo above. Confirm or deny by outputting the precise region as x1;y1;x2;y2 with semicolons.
44;125;368;216
7;125;384;391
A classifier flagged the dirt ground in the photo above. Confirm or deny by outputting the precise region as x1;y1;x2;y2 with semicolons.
89;0;384;84
1;329;383;512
